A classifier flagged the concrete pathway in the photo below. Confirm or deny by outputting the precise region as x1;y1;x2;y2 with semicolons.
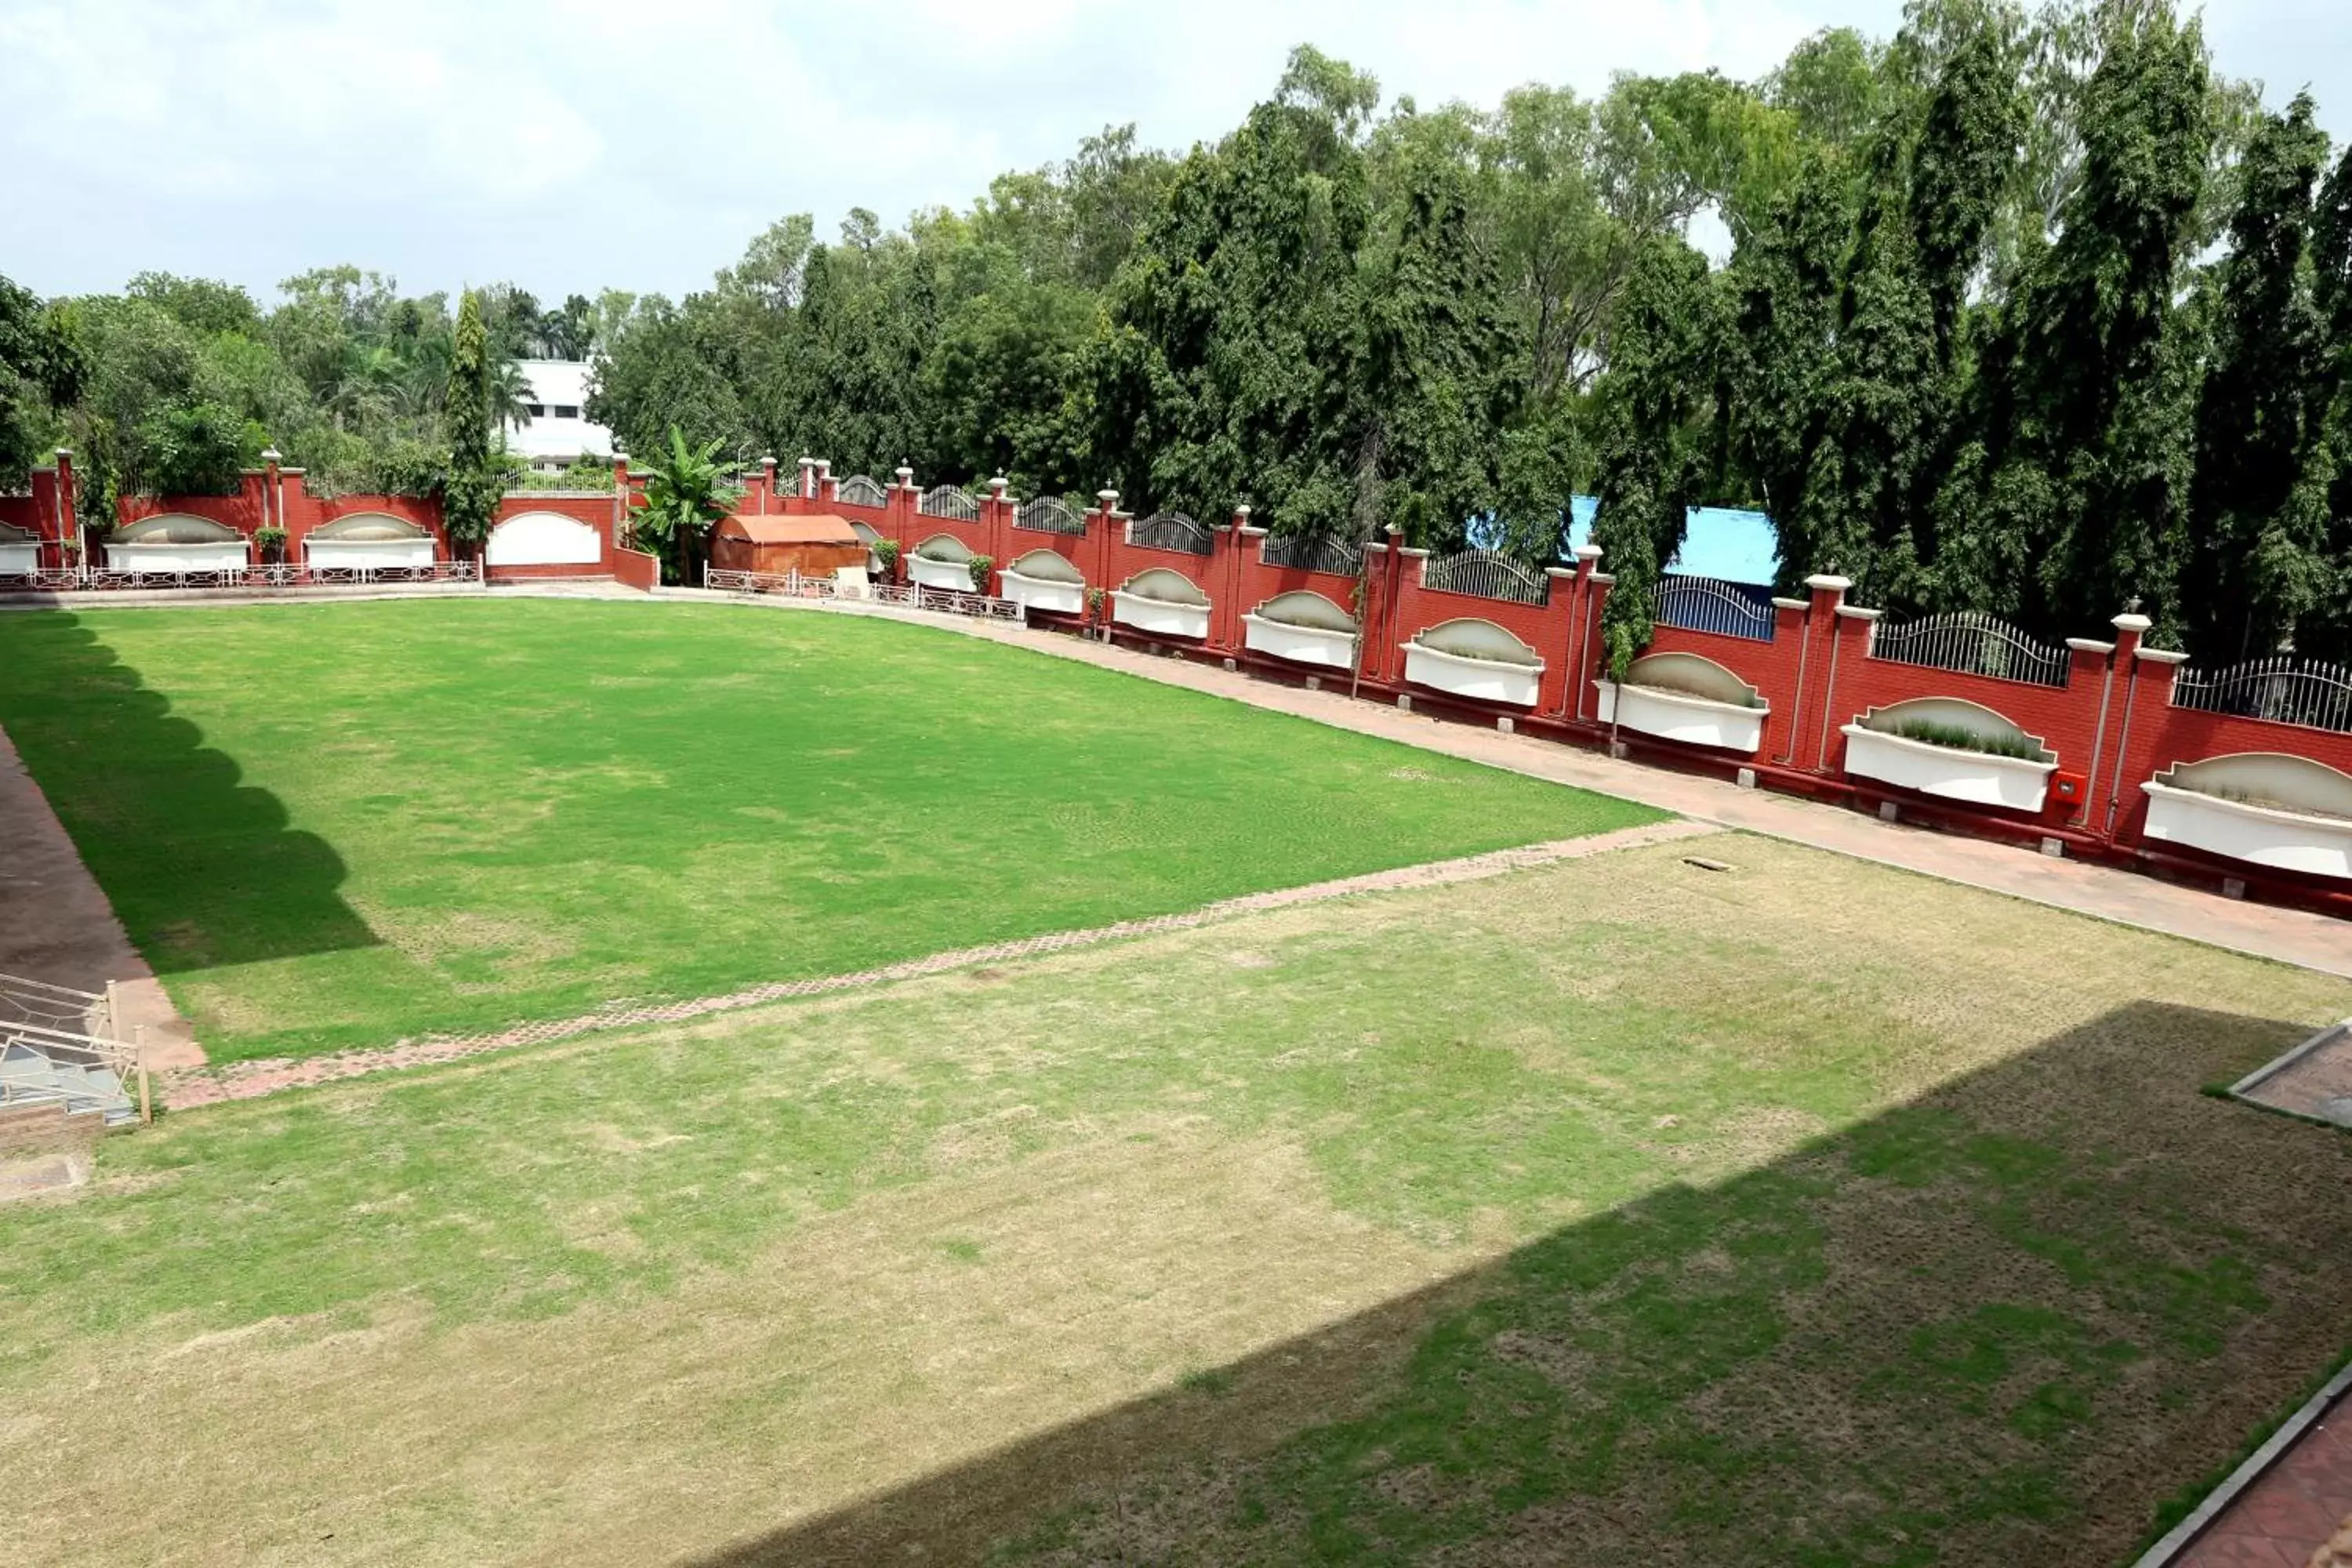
0;725;198;1067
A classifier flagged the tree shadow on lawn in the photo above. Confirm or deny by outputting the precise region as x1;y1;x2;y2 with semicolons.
689;1000;2352;1568
0;612;378;975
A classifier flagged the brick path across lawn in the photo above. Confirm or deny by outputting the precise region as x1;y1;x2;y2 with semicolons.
156;818;1722;1109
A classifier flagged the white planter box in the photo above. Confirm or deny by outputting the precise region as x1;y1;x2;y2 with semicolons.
306;537;436;569
1244;615;1358;670
2142;782;2352;881
1001;569;1085;615
908;555;975;592
1113;591;1210;640
0;543;38;574
1595;681;1767;755
1841;724;2054;813
1403;641;1543;707
103;541;249;572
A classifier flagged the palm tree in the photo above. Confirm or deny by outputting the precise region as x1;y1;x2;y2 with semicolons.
488;356;533;434
633;426;741;585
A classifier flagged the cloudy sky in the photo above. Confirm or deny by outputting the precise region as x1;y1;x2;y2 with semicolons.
2;0;2343;307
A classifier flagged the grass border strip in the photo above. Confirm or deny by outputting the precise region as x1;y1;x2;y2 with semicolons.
2129;1354;2352;1567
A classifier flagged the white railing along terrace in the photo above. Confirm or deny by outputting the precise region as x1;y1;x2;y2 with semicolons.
1653;575;1777;642
1867;611;2070;689
2172;655;2352;736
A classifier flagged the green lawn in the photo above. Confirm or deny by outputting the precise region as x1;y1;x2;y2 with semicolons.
0;599;1653;1061
2;837;2347;1566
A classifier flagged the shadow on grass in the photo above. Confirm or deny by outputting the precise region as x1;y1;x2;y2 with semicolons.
0;611;377;975
689;1000;2352;1568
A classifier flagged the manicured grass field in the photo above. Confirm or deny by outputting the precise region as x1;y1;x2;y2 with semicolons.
2;837;2347;1566
0;600;1653;1061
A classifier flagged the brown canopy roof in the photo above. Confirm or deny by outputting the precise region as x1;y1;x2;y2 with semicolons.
717;514;862;545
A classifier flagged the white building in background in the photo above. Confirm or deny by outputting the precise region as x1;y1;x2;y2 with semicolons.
503;359;615;474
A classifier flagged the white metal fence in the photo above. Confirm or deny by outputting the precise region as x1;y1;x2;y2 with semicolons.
1015;497;1088;535
1653;575;1777;641
1128;512;1214;555
2172;655;2352;735
1422;549;1549;605
919;485;981;522
1261;534;1363;576
1867;611;2070;688
835;474;890;508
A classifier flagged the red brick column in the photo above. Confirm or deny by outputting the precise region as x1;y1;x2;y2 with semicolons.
1789;573;1853;773
984;477;1012;584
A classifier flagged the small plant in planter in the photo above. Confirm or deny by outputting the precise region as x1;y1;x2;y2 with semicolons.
966;554;994;593
1886;718;2045;760
872;539;901;581
253;525;289;564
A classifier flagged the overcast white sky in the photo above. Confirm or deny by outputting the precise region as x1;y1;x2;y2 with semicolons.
1;0;2342;306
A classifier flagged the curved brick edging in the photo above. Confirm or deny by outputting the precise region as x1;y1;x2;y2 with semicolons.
158;819;1719;1109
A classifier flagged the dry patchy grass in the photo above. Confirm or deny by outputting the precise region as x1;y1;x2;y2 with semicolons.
1;837;2347;1566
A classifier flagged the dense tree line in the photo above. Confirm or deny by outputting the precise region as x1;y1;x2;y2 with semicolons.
0;269;608;533
9;0;2352;662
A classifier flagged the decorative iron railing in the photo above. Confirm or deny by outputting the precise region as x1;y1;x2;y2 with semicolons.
706;566;1022;622
835;474;889;508
1652;574;1776;642
54;561;485;593
1421;549;1549;606
1015;496;1087;535
0;567;86;593
2172;655;2352;735
1129;511;1213;555
1867;611;2070;688
920;485;980;521
1261;533;1363;576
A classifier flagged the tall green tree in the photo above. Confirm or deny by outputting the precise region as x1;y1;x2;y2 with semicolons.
2182;95;2335;659
441;289;502;554
1590;237;1726;673
1933;4;2212;637
0;274;82;481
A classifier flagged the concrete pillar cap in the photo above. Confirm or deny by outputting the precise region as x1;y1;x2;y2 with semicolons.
1803;573;1852;591
2111;612;2153;633
1572;543;1603;562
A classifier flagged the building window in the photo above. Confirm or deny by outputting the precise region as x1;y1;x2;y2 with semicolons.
554;405;580;419
524;403;546;419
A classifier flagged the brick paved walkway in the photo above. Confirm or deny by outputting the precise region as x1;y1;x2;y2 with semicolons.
2172;1382;2352;1566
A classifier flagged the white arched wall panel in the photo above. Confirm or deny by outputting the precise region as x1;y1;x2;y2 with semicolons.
486;511;603;567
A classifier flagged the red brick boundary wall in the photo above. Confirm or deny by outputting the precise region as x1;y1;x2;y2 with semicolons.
69;447;2352;920
772;464;2352;920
